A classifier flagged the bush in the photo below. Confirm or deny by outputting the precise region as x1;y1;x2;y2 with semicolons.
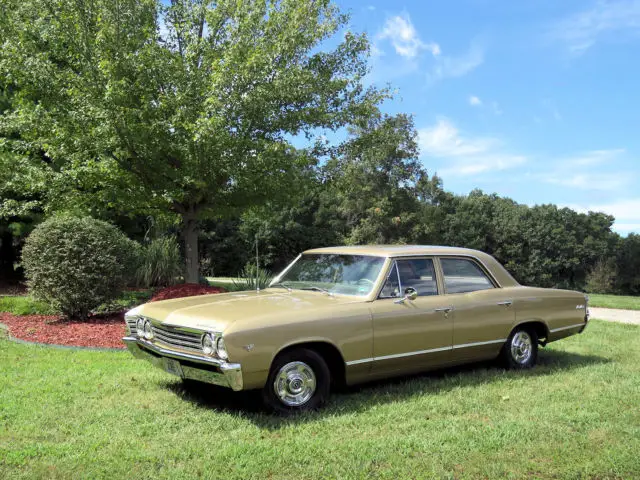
585;259;617;294
21;216;139;318
135;237;183;288
232;264;273;291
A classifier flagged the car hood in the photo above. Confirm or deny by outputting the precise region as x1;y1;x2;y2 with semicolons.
132;289;364;332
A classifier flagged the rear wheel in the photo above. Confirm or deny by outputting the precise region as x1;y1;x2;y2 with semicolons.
262;348;331;414
501;326;538;369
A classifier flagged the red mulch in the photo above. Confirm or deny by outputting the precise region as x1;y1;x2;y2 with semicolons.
0;312;127;349
149;283;226;302
1;283;226;349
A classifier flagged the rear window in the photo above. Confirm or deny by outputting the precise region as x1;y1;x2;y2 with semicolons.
441;258;495;294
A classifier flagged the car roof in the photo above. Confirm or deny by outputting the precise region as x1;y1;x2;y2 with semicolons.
301;245;520;288
303;245;486;257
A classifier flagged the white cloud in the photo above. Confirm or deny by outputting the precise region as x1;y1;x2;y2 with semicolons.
469;95;482;106
378;14;440;59
541;149;632;190
574;199;640;220
549;0;640;54
563;148;626;166
546;173;629;191
614;223;640;234
568;199;640;234
428;42;484;83
418;118;496;157
418;118;526;175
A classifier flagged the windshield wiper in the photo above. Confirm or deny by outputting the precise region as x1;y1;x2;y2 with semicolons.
270;282;292;292
300;286;334;296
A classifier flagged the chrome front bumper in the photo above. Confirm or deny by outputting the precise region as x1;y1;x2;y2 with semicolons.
123;336;243;391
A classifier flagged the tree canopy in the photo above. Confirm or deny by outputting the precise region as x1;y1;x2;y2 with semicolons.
0;0;386;281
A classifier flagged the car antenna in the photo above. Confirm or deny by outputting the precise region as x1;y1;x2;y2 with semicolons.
255;234;260;293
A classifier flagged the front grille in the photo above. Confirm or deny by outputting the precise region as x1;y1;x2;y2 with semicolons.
151;323;202;353
126;317;138;336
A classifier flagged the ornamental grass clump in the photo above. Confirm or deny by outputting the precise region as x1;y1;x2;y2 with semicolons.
232;264;273;291
21;216;139;319
135;237;183;288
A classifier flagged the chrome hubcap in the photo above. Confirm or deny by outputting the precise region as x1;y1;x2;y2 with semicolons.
511;331;533;364
274;361;316;407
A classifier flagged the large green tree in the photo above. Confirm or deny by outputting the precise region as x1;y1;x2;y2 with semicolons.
0;0;385;281
323;113;442;245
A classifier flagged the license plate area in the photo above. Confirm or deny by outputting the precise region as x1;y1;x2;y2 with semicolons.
164;358;183;377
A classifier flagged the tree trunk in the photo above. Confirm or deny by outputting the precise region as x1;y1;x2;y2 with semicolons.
182;212;199;284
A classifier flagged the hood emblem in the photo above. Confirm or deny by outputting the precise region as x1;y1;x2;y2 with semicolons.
243;344;255;352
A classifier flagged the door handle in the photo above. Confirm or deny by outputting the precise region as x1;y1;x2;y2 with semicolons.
497;300;513;307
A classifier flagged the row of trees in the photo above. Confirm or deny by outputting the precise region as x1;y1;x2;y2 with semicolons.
0;0;638;295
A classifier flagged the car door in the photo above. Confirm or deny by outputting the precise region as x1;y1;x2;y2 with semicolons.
437;256;516;362
369;257;453;375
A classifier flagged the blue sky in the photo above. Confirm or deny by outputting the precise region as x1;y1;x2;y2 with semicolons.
333;0;640;235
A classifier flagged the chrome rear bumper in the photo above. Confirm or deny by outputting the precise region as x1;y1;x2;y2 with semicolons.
123;336;243;391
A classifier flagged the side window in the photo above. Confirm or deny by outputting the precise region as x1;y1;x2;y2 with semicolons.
397;258;438;296
379;263;400;298
441;258;495;294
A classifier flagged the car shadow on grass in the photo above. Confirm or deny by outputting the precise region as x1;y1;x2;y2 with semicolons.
160;349;609;429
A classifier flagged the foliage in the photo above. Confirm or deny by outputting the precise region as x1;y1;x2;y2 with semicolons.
585;259;617;294
0;295;58;315
1;2;638;295
614;234;640;295
0;0;387;282
1;321;640;478
435;191;617;289
92;289;154;315
21;216;139;318
199;218;253;277
324;113;441;246
135;237;183;288
232;264;274;292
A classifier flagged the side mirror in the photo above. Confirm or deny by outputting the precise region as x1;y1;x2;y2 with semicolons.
394;287;418;304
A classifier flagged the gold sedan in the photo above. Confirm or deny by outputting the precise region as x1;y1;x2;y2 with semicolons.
123;245;589;413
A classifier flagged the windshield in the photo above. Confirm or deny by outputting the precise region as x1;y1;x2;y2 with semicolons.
273;254;386;297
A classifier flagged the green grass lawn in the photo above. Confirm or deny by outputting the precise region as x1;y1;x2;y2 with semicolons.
207;277;249;292
0;295;57;315
0;290;153;316
588;293;640;310
1;320;638;479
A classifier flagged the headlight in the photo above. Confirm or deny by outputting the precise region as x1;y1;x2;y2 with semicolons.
143;320;154;340
202;333;216;356
217;337;228;360
136;318;145;338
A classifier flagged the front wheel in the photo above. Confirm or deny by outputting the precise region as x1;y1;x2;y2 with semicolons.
262;348;331;414
501;327;538;369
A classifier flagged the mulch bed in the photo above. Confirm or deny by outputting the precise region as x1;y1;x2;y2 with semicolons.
1;283;226;349
149;283;225;302
0;312;127;349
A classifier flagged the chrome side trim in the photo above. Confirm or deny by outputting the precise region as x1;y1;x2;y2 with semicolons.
452;339;507;349
345;339;505;366
345;357;374;366
549;323;585;333
376;346;452;362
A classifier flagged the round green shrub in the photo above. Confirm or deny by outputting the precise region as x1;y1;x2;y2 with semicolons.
21;216;139;318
